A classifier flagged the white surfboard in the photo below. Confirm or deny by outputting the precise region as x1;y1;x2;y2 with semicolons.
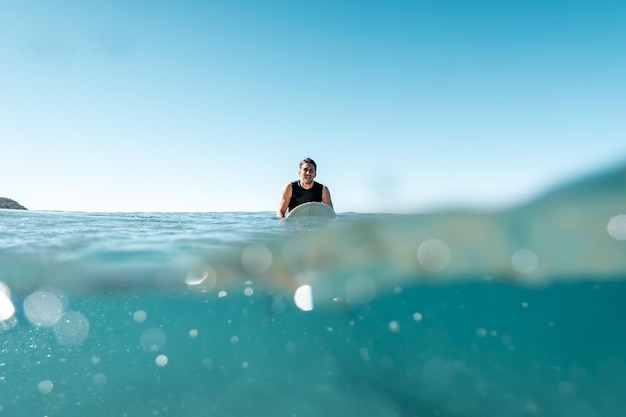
286;202;336;219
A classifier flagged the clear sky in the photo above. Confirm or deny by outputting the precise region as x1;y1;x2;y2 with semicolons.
1;1;625;213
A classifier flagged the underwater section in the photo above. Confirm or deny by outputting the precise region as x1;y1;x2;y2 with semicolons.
1;278;626;416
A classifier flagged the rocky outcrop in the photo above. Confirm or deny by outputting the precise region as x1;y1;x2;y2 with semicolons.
0;197;27;210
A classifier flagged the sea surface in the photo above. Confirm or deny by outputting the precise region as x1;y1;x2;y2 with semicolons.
1;164;626;417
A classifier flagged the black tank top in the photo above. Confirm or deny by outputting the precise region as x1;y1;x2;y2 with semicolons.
288;181;323;211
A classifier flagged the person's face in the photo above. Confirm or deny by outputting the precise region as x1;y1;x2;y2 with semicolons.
299;163;316;184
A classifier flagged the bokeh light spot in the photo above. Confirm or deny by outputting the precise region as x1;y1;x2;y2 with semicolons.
294;285;314;311
38;380;54;394
388;321;401;333
186;264;217;290
155;354;168;367
511;248;539;274
133;310;147;323
0;283;15;321
53;311;90;346
607;214;626;240
140;328;166;352
241;244;272;274
92;373;107;387
417;239;451;272
476;328;488;338
24;290;63;327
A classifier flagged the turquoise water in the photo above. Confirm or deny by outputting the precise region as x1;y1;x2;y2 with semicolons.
1;164;626;416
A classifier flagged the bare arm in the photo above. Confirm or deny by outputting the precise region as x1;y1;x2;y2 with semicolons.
322;185;333;209
276;183;293;218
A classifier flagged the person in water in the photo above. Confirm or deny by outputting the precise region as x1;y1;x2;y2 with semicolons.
277;157;333;218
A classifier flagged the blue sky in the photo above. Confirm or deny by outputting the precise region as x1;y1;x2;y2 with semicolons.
2;1;625;213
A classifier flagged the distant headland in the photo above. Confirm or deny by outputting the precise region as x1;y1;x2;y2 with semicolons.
0;197;27;210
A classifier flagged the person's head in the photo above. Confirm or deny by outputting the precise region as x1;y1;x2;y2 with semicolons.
298;157;317;184
299;157;317;171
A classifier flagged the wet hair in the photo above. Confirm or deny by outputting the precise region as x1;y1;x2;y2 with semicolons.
299;157;317;170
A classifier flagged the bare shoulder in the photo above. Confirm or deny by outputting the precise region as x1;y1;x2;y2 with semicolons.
281;182;293;197
321;184;333;207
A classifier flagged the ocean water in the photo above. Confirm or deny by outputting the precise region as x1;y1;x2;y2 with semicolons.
1;165;626;417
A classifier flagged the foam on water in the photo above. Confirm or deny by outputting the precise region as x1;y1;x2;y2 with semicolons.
1;163;625;416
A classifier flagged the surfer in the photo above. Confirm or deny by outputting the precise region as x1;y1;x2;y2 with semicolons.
277;157;333;218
